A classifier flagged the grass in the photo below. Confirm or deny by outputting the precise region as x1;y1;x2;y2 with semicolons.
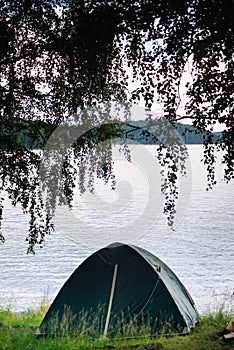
0;299;233;350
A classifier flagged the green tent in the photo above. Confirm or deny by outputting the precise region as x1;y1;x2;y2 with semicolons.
38;242;199;337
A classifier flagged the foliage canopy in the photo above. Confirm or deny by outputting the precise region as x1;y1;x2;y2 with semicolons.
0;0;233;252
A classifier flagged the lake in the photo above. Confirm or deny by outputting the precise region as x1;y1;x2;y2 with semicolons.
0;145;233;314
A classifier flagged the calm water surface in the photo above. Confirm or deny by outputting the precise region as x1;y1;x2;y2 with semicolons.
0;145;233;314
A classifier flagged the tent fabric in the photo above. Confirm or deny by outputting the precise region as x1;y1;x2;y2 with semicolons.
39;242;199;336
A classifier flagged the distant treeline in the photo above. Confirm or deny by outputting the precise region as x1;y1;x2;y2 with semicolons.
1;119;222;150
121;120;222;145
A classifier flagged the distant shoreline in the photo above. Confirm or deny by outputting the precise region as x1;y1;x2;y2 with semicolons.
1;119;223;150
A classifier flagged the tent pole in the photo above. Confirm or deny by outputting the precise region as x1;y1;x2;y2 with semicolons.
103;264;118;338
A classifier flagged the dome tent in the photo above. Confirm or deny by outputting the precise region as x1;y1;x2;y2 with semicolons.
38;242;199;337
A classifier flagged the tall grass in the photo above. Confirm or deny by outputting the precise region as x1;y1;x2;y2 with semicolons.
0;294;233;350
0;290;50;329
39;302;186;340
